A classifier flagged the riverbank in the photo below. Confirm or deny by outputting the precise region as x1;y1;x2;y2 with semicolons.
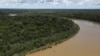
23;23;79;56
26;19;100;56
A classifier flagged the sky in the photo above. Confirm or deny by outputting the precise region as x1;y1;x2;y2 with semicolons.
0;0;100;9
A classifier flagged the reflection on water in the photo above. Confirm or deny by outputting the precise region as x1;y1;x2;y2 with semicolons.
26;20;100;56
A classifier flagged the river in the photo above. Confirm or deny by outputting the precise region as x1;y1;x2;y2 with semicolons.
26;20;100;56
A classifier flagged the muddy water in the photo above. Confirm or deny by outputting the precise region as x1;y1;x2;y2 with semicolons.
26;20;100;56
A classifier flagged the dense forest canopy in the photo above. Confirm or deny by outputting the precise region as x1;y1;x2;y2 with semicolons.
0;11;79;56
1;9;98;22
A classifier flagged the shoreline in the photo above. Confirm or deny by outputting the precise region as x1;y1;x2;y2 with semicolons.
18;24;79;56
25;19;100;56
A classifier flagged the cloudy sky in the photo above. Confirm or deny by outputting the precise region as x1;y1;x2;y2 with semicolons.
0;0;100;9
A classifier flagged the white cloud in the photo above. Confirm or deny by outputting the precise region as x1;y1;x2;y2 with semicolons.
0;0;100;5
76;0;100;5
0;0;100;8
0;0;21;3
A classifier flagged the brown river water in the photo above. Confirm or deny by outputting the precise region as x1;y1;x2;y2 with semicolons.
26;20;100;56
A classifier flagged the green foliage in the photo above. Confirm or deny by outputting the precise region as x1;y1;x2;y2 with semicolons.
0;14;77;56
44;10;100;22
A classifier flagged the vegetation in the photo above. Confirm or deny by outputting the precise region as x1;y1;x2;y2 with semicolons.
14;9;100;22
1;9;99;56
53;10;100;22
0;12;79;56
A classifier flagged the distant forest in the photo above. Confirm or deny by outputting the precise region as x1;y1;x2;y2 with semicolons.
0;9;99;22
